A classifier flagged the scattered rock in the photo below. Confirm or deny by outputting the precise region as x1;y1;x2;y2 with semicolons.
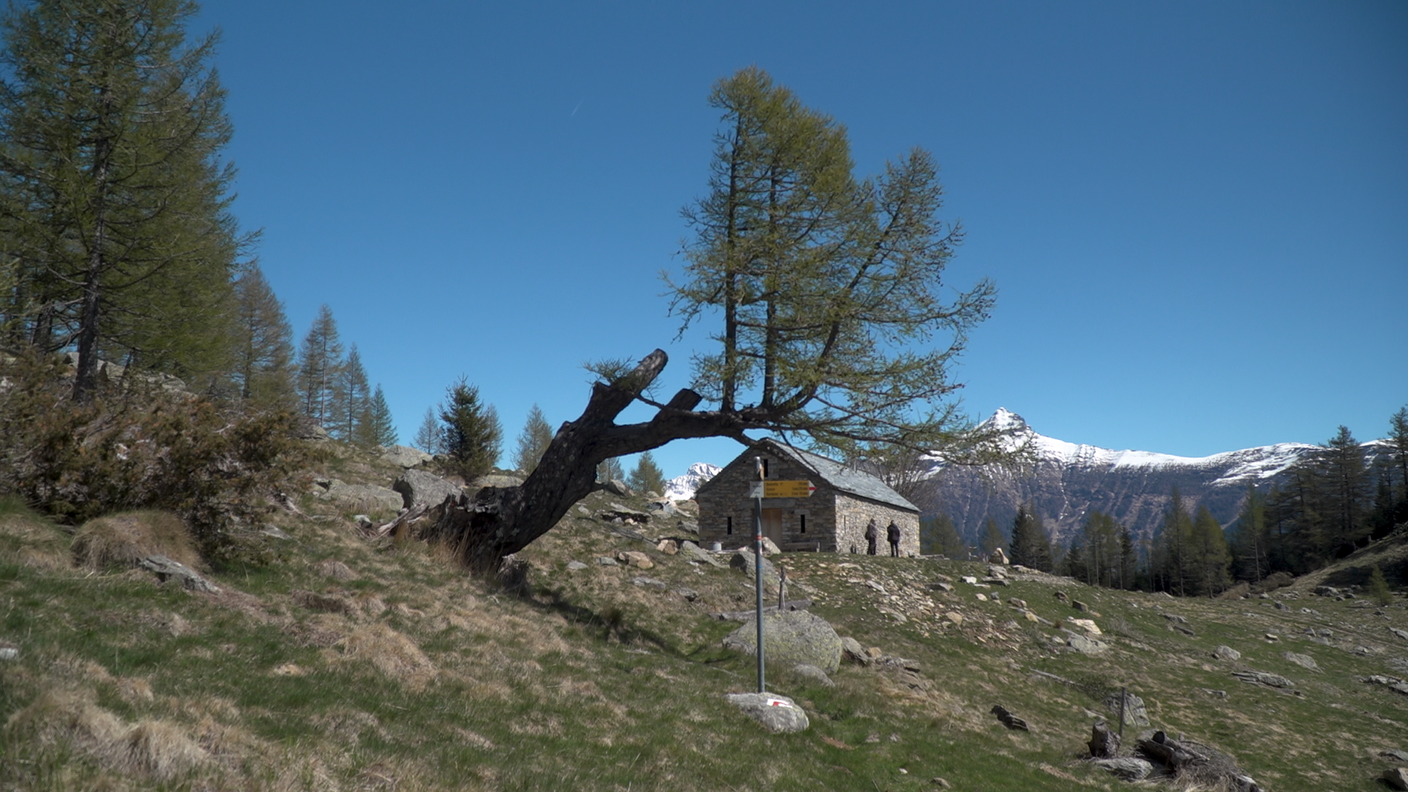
566;560;588;571
631;577;667;590
1381;750;1408;763
791;663;835;687
943;611;964;627
1384;768;1408;791
990;547;1009;564
1282;651;1318;671
1067;618;1101;635
990;704;1029;731
602;479;631;497
678;541;726;568
1072;600;1091;613
928;581;954;592
722;610;843;673
617;551;654;569
596;556;619;567
840;637;870;666
260;525;291;540
729;549;782;591
1065;633;1109;655
139;555;220;593
656;539;678;555
1391;628;1408;643
1213;645;1241;661
1363;675;1408;696
673;587;699;602
1054;591;1070;604
1233;671;1294;689
0;642;17;661
598;507;652;526
725;692;809;733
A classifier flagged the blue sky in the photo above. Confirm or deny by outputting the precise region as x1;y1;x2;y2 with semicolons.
193;0;1407;480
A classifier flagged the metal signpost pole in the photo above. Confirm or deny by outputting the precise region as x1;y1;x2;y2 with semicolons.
753;457;766;694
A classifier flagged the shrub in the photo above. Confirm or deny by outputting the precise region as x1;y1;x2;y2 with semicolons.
1368;564;1392;606
0;351;308;566
70;511;199;572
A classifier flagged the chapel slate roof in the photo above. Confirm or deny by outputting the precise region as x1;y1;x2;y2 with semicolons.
755;439;919;513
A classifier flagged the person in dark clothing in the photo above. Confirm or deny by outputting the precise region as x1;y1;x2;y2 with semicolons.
865;519;878;555
887;521;901;557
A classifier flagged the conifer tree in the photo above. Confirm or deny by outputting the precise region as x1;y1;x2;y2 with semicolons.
359;384;397;447
1117;524;1136;590
1320;425;1368;551
1232;483;1269;583
333;344;370;442
1190;504;1231;596
0;0;249;399
512;404;554;475
665;66;999;459
230;263;295;410
439;378;501;480
980;517;1005;558
1390;406;1408;499
597;457;624;484
295;305;343;427
1009;503;1052;571
920;513;966;557
627;450;667;496
413;407;443;455
1156;487;1193;595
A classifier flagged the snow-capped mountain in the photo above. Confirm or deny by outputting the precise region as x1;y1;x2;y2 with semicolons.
913;408;1390;547
664;462;721;502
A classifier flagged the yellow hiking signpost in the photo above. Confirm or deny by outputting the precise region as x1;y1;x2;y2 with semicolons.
749;480;816;499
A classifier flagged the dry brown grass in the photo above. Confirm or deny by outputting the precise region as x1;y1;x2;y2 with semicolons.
333;623;437;690
70;510;200;571
5;688;206;780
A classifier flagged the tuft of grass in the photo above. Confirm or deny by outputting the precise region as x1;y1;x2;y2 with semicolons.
70;510;200;572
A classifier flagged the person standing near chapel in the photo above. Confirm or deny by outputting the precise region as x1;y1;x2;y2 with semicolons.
865;519;878;555
887;521;901;557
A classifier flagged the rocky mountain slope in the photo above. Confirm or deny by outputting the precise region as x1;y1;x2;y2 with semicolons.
911;409;1394;548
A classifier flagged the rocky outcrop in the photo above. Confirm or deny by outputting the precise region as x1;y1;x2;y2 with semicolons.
393;469;460;511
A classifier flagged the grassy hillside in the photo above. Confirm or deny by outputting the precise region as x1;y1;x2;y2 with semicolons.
2;442;1406;791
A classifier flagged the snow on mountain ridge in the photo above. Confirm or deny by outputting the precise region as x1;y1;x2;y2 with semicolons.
664;462;720;502
983;407;1317;478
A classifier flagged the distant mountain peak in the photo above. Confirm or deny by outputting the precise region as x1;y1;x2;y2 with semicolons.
984;407;1028;431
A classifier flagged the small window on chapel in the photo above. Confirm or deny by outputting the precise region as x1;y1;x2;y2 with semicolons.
726;516;733;535
761;459;770;478
799;514;807;533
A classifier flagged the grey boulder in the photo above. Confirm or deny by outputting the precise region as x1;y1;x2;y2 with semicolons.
723;610;842;674
725;692;809;733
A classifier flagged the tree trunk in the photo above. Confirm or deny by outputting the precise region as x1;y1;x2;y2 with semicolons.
427;349;741;572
